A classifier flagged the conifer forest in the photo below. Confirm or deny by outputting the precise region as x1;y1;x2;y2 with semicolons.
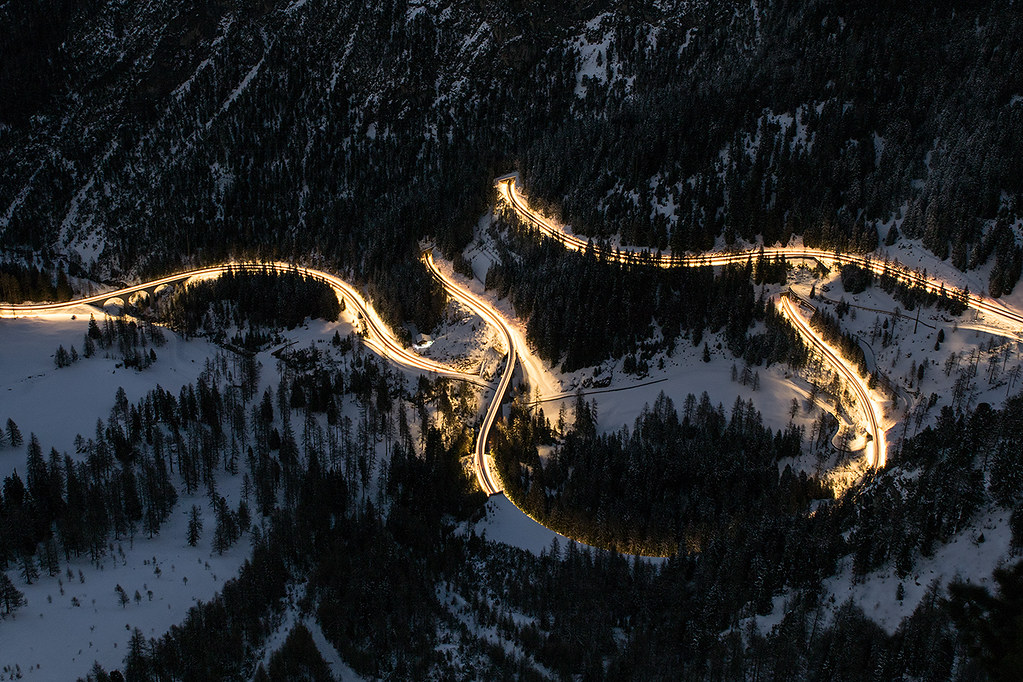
2;1;1023;680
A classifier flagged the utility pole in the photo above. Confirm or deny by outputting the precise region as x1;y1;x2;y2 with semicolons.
913;307;920;334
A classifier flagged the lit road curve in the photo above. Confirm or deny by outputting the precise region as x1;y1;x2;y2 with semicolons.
0;261;488;388
779;295;887;468
423;251;511;495
498;177;1023;334
499;176;902;468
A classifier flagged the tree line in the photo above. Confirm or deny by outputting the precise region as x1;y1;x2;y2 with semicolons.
75;387;1023;681
0;261;74;303
159;267;341;343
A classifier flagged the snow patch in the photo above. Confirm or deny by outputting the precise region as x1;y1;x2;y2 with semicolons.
0;313;223;481
573;15;613;97
0;494;250;680
221;55;266;113
472;495;579;555
821;506;1014;635
303;618;364;681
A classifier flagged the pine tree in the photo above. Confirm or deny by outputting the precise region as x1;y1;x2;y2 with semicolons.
115;583;129;608
213;497;238;554
25;434;46;504
7;419;22;447
0;572;27;614
122;468;143;542
42;538;60;577
55;268;73;301
124;628;150;680
19;553;39;585
237;499;251;536
187;504;203;547
885;224;899;246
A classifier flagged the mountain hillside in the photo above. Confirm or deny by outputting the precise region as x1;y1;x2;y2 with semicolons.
3;0;1022;324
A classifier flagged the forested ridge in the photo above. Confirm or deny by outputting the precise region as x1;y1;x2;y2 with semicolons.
0;261;75;304
0;276;1020;679
2;0;1022;333
1;0;1018;386
495;391;814;556
159;267;342;348
3;0;1023;678
487;213;805;371
521;3;1023;271
60;386;1023;681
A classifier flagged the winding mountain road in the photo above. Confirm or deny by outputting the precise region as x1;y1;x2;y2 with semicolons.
497;175;1023;470
423;251;511;495
499;176;1023;334
779;295;887;467
0;262;488;389
5;178;1018;497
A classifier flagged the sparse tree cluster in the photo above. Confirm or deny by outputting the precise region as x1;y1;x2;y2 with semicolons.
809;307;869;375
161;268;341;346
0;261;74;303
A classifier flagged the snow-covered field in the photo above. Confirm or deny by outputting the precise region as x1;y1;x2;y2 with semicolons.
0;308;221;481
552;335;814;438
787;260;1023;445
0;492;250;680
752;504;1015;638
823;505;1013;635
0;307;249;680
471;494;578;556
470;494;669;565
254;588;363;682
0;305;433;680
412;298;503;380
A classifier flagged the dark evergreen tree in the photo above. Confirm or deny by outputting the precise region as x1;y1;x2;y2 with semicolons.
7;419;22;447
0;572;27;615
186;504;203;547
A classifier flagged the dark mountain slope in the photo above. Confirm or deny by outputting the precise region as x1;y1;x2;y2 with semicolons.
2;0;1021;330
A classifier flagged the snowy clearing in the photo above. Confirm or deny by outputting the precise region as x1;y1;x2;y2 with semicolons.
0;310;221;481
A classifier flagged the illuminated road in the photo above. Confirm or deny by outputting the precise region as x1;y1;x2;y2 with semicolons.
0;262;487;388
499;177;1023;334
498;174;1023;469
423;251;510;495
779;295;886;467
5;181;1011;500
